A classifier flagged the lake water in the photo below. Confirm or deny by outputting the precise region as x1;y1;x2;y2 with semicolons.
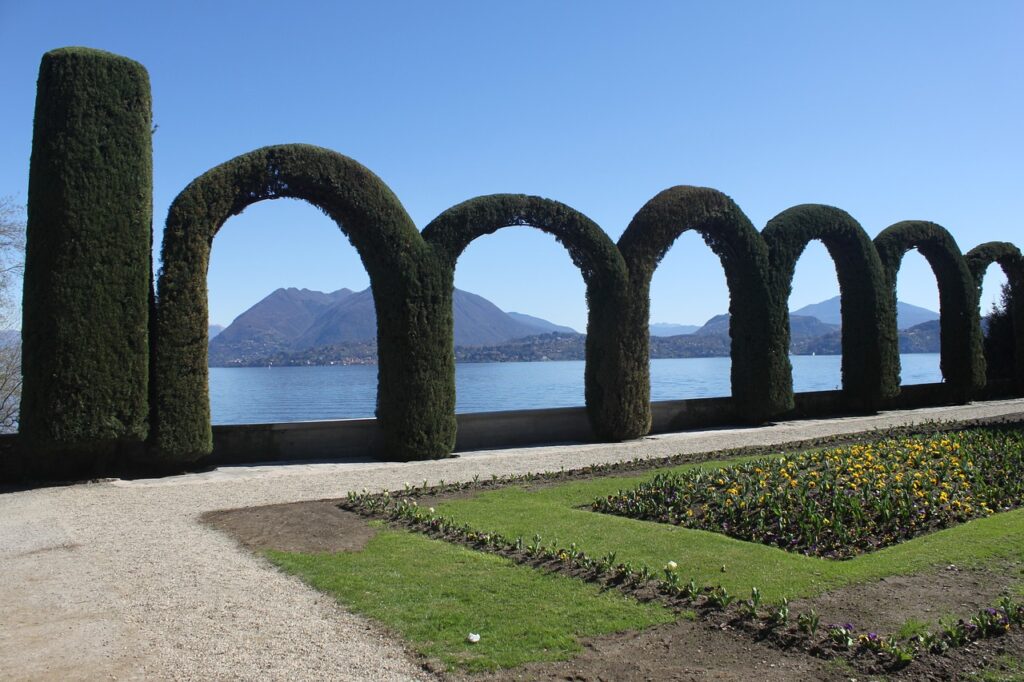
208;353;942;425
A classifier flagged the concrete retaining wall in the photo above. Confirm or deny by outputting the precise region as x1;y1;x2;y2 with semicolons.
209;382;966;465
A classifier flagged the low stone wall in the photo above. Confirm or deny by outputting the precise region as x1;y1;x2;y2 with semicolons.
208;382;964;465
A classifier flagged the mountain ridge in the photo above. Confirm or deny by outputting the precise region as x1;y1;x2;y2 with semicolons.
209;287;945;366
791;295;939;330
209;286;578;366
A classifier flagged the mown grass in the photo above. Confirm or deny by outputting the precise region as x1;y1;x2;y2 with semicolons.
268;530;673;672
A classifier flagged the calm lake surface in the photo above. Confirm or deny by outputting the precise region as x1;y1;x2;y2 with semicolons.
208;353;942;425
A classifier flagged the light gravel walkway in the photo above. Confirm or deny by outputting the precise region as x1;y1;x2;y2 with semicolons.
3;398;1024;681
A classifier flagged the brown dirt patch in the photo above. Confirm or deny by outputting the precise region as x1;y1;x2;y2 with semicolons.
792;562;1024;636
453;619;851;681
201;499;374;553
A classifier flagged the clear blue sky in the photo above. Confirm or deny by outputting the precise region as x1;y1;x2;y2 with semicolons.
1;1;1021;331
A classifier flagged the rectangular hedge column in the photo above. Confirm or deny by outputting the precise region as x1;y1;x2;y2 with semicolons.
20;47;153;478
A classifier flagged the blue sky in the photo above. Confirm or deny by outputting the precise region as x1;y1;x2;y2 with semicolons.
1;1;1021;331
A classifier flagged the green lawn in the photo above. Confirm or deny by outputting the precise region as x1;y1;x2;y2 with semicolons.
268;530;673;672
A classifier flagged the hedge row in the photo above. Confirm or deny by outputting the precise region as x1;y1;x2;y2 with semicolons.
874;222;985;401
20;48;153;478
422;194;636;440
763;205;899;412
617;187;790;424
152;144;455;462
19;48;1018;470
966;242;1024;390
147;183;1012;462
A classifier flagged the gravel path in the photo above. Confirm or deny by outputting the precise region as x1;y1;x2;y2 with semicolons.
3;398;1024;681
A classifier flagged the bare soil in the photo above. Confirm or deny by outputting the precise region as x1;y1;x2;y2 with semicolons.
206;496;1024;681
202;499;378;553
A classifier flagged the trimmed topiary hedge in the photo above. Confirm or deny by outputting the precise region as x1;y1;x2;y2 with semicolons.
617;186;790;425
21;47;1024;476
152;144;454;462
966;241;1024;391
874;221;984;401
422;194;637;440
20;47;153;477
763;205;898;412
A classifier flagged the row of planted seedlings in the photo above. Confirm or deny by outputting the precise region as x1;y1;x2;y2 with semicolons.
341;435;1024;674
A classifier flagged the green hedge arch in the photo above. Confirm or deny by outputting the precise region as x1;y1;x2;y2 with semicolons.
762;205;898;411
421;194;637;440
965;241;1024;391
617;186;789;427
873;221;984;401
152;144;454;462
21;47;153;477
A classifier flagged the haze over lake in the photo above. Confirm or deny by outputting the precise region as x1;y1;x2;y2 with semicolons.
209;354;943;425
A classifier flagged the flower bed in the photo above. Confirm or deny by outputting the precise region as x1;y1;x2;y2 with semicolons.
592;428;1024;558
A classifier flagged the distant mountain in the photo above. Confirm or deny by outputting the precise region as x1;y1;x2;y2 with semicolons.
210;291;947;367
650;323;700;337
898;319;941;353
791;319;941;355
507;312;577;335
208;324;225;339
292;288;378;348
791;295;939;330
693;314;730;336
789;315;840;339
209;287;575;366
451;291;566;346
692;313;838;342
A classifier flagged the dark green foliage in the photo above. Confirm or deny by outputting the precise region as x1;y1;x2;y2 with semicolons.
153;144;454;462
874;222;984;401
20;47;152;476
763;205;898;412
982;284;1015;383
422;195;637;439
966;242;1024;391
617;187;789;424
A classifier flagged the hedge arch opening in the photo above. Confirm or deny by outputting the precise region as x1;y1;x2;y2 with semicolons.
649;231;732;400
422;194;636;440
763;204;898;412
152;144;455;463
787;240;843;389
205;198;378;423
617;186;789;426
966;241;1024;392
874;221;984;402
446;227;588;412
